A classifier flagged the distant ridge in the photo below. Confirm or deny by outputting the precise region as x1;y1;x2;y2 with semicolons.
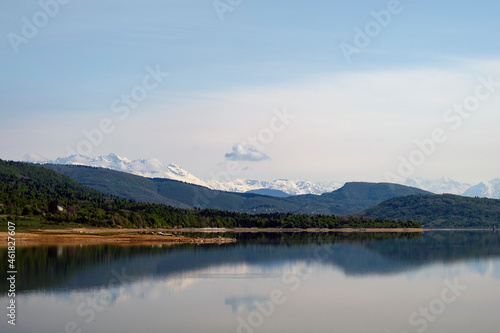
42;164;299;214
207;178;343;195
6;158;498;228
31;153;209;187
25;153;342;195
43;164;190;208
42;164;431;215
404;177;471;195
462;179;500;199
403;177;500;199
285;182;432;215
245;188;291;197
26;153;499;198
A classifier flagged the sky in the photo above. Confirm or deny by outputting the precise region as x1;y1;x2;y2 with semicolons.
1;0;499;184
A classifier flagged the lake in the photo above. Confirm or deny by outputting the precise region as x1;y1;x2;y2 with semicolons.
1;231;500;333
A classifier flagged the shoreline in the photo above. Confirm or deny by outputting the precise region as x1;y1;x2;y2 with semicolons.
0;228;237;247
167;227;426;233
0;226;427;247
2;227;492;247
4;226;492;247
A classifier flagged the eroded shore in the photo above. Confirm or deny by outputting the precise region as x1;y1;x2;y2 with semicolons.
0;227;425;247
0;228;237;247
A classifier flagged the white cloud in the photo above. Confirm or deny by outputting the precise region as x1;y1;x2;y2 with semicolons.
225;144;269;162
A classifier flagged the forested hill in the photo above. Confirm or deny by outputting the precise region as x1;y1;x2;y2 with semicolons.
362;194;500;228
0;159;419;229
43;164;430;215
285;182;432;215
0;159;109;214
43;163;299;214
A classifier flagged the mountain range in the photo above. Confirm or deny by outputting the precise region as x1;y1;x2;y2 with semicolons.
25;153;208;187
4;158;500;228
26;153;342;196
462;179;500;199
25;153;500;199
403;176;471;195
41;163;431;215
0;159;422;229
409;177;500;199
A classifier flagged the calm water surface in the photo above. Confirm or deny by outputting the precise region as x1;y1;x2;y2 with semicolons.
1;231;499;333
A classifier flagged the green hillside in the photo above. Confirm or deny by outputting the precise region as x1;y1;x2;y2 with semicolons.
1;159;418;229
287;182;432;215
43;164;299;213
362;194;500;228
42;165;430;215
153;178;299;212
0;160;110;217
44;164;189;208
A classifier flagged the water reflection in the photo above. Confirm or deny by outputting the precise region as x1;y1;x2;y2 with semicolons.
1;231;499;333
2;231;500;293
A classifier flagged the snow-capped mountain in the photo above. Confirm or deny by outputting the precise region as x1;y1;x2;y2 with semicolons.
462;179;500;199
29;153;209;187
26;153;498;198
206;178;343;196
403;177;500;199
25;153;342;196
404;177;471;195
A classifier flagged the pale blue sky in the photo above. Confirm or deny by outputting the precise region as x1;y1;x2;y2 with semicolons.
1;0;499;183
